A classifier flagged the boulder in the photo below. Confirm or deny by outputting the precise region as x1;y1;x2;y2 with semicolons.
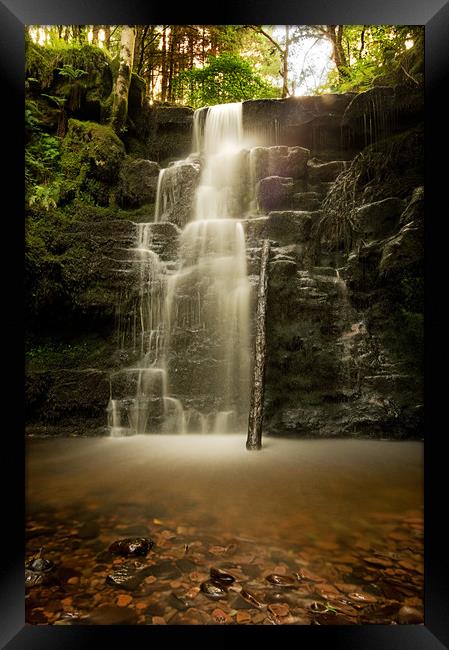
155;161;200;228
256;176;294;212
354;197;405;240
250;146;309;183
379;220;423;276
399;186;424;226
292;192;322;211
139;222;181;261
266;210;313;243
60;119;125;205
117;157;161;207
269;257;298;279
43;369;111;428
307;158;347;183
147;106;194;164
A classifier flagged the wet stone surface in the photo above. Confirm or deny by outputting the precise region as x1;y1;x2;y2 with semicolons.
109;537;154;557
25;506;423;626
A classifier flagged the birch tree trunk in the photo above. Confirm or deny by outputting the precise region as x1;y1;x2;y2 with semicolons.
111;25;136;133
246;240;271;451
282;25;289;98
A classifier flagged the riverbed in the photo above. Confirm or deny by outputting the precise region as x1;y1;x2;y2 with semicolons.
26;435;424;625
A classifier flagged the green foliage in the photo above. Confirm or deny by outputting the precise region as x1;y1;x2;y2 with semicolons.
173;53;280;108
58;118;125;205
321;25;424;93
57;64;88;80
26;40;110;91
26;336;111;371
25;99;63;209
41;93;67;109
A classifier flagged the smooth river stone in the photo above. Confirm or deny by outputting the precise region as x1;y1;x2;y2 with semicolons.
106;563;150;591
210;567;236;584
265;573;297;587
200;581;228;600
108;537;154;557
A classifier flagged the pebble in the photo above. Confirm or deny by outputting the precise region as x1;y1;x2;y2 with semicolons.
241;589;265;609
296;568;324;582
210;567;236;584
348;592;378;604
268;603;289;617
200;581;227;600
229;592;253;610
212;608;232;624
398;560;421;573
26;556;55;573
152;616;166;625
265;574;297;586
397;606;423;624
252;612;266;624
185;587;200;599
364;556;393;568
106;563;149;591
209;546;227;555
108;537;154;557
168;593;192;611
26;505;423;627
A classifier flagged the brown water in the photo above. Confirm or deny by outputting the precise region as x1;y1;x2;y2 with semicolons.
25;436;424;625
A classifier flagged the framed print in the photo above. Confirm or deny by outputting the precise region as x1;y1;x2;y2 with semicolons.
1;0;447;647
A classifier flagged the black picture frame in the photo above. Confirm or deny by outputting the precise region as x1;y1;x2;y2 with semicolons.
2;0;447;647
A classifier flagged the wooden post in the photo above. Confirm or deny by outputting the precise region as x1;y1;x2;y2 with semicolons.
246;240;271;451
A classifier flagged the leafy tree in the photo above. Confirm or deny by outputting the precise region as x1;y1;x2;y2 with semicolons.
318;25;424;92
173;52;280;108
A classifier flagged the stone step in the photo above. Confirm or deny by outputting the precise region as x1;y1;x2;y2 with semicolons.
307;158;348;183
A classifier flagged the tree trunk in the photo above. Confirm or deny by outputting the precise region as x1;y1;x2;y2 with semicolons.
328;25;349;79
167;27;177;103
103;26;111;49
282;26;289;98
246;240;271;451
92;25;99;46
111;25;136;133
160;27;168;102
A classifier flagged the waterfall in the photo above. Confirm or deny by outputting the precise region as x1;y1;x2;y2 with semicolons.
109;103;252;435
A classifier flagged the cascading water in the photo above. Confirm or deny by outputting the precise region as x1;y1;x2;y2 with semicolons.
108;102;252;435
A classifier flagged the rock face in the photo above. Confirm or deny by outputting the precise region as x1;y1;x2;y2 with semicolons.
148;106;194;165
307;158;347;183
243;94;356;158
250;146;310;181
25;91;424;440
26;369;111;434
342;85;424;148
256;176;294;212
117;157;161;207
354;197;405;240
155;160;200;227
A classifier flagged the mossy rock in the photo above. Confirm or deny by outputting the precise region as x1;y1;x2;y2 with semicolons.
26;41;112;96
60;119;125;205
